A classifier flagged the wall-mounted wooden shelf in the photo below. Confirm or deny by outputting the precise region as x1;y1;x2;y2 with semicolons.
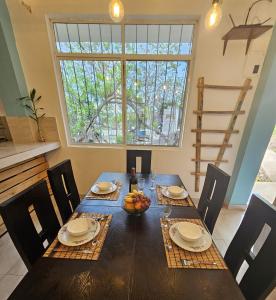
222;24;273;55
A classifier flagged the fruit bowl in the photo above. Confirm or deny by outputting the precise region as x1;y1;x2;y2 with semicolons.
123;190;151;216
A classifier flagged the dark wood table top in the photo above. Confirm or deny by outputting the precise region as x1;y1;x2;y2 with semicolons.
81;172;184;207
10;173;244;300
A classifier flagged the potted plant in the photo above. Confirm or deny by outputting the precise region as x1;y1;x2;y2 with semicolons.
18;88;45;142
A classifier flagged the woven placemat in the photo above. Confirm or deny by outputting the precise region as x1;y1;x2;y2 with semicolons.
85;182;122;201
44;212;112;261
156;185;194;207
161;218;227;269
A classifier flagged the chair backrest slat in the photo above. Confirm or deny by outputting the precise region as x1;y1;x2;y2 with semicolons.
197;164;230;234
47;159;80;224
0;180;60;270
224;194;276;300
126;150;152;174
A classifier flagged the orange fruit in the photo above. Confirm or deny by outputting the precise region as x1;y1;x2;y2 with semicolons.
134;202;142;210
125;202;135;210
125;197;134;203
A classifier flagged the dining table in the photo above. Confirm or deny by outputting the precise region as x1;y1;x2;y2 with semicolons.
9;172;245;300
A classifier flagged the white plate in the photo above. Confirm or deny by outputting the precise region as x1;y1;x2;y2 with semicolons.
169;222;212;252
58;218;100;247
91;183;117;195
161;187;188;200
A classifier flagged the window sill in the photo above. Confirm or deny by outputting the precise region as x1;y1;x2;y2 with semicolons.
66;143;184;152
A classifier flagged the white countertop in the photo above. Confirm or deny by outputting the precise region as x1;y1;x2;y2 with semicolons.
0;142;60;170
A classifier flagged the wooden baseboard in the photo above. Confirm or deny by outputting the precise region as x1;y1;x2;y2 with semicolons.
223;203;247;210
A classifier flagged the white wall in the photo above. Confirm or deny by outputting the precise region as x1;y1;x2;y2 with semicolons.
6;0;276;200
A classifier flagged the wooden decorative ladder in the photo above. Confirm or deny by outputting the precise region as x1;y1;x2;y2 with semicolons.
191;77;252;192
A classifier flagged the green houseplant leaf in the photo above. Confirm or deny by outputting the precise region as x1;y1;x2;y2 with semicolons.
17;88;46;142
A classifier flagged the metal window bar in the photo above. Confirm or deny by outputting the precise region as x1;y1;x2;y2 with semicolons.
76;23;91;120
110;25;119;141
76;24;86;53
150;25;160;144
112;61;118;140
142;26;149;144
91;61;101;139
101;61;111;143
187;25;194;54
167;25;183;143
87;25;103;139
71;61;84;121
178;25;183;54
158;61;168;144
158;25;171;144
99;25;111;143
65;24;84;121
60;61;79;127
65;24;73;53
150;62;159;145
135;26;138;142
99;24;104;54
143;61;148;144
53;24;61;52
121;22;126;145
167;62;179;143
110;25;115;133
81;61;91;117
87;24;93;53
177;62;189;130
55;26;81;137
66;24;83;120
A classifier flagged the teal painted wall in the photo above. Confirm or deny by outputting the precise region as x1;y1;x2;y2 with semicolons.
226;25;276;205
0;0;27;116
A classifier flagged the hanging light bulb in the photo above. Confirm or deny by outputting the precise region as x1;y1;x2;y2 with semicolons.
109;0;124;23
205;0;222;30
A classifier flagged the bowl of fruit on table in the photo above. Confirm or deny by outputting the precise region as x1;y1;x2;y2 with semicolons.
123;190;151;216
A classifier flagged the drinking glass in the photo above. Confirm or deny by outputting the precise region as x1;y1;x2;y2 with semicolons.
149;171;156;190
161;205;172;228
138;177;145;191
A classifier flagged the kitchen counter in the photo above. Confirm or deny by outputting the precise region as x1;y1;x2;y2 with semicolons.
0;142;60;170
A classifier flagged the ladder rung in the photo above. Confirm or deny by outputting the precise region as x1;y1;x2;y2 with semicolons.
193;144;232;148
191;172;206;176
191;129;239;134
193;110;245;115
200;84;253;90
192;159;228;163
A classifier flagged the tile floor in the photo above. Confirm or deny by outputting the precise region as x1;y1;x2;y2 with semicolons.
0;206;275;299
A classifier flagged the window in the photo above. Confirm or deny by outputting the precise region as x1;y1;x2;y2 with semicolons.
53;22;194;146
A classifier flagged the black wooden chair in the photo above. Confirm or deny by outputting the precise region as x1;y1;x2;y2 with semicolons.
224;194;276;300
0;180;60;270
197;164;230;234
126;150;152;174
47;159;80;224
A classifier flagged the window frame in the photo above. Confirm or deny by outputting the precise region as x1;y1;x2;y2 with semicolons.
48;17;197;148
